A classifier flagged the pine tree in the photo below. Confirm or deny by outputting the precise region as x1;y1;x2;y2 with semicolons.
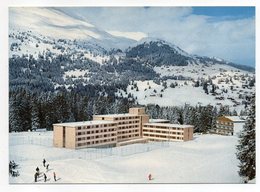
236;94;255;182
232;109;238;116
31;97;40;131
9;93;21;132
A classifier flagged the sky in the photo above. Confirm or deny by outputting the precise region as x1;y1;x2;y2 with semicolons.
54;7;255;67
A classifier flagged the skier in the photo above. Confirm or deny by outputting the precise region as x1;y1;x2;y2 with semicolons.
148;174;152;181
43;159;46;167
36;167;39;173
46;164;49;171
44;173;47;182
34;172;38;182
53;172;56;181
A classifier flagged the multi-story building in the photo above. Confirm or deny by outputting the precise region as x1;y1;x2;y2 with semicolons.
215;116;246;136
143;123;193;142
53;107;194;149
93;108;149;141
53;121;118;149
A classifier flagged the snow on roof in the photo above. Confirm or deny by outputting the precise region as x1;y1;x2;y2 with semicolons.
94;113;138;118
53;120;116;127
225;116;246;122
144;123;193;128
149;119;170;123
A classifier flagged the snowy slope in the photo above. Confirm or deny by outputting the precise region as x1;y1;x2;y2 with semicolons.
131;37;191;58
9;7;136;50
121;62;255;112
9;131;244;183
9;30;111;65
154;63;249;79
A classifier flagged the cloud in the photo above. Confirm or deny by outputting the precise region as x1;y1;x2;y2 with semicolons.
68;7;254;66
107;30;147;41
10;7;255;66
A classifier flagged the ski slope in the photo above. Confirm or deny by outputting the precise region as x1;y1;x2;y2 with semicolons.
9;131;244;184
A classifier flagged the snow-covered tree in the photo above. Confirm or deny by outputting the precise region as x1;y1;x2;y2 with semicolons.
236;94;255;182
31;98;40;130
231;109;238;116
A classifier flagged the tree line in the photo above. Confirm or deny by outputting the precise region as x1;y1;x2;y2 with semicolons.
145;104;241;133
9;88;134;132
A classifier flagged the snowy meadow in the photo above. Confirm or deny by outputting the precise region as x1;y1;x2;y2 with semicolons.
9;131;242;184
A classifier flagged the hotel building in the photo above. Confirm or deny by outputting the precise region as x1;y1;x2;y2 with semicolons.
215;116;246;136
53;107;194;149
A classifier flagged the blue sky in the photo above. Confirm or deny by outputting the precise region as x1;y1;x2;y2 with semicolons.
193;7;254;18
56;7;255;67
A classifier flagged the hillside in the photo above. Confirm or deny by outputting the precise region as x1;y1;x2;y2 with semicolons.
9;29;255;113
8;8;255;133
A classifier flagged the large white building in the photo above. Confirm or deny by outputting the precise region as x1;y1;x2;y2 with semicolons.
53;108;194;149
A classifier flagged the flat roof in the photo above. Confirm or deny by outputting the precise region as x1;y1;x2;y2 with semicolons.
149;119;170;123
144;123;193;128
53;120;115;127
94;113;139;118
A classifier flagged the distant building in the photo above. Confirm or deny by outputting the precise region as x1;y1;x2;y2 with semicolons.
53;107;194;149
215;116;246;136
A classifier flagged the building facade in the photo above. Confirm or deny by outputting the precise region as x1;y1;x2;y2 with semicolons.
53;107;194;149
53;121;118;149
215;116;246;136
143;123;193;142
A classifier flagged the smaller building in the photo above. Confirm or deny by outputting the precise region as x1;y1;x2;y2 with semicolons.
143;123;193;142
215;116;246;136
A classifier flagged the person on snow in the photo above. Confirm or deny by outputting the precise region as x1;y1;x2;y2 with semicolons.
44;173;47;182
53;172;56;181
36;167;39;174
148;174;152;181
43;159;46;167
46;164;49;171
34;172;38;182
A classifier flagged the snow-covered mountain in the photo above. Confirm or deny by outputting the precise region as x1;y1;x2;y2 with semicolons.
9;7;136;50
9;7;255;113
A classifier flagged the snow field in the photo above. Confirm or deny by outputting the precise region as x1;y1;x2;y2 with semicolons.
124;63;254;112
126;80;233;107
9;131;242;183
